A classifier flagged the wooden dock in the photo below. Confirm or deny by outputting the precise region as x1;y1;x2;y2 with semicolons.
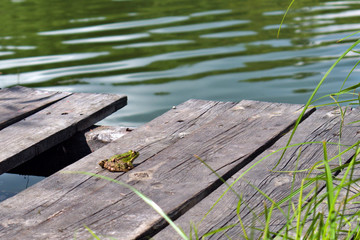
0;86;127;174
0;90;359;239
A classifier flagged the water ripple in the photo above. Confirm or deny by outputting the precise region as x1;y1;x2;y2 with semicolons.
310;23;360;33
63;33;149;44
149;20;250;34
39;16;189;35
303;9;360;19
190;9;232;17
263;24;288;30
0;44;245;85
301;5;349;12
1;45;36;50
85;42;355;85
0;51;14;57
113;40;193;49
325;1;360;5
69;17;106;23
0;52;109;70
310;31;360;45
92;56;247;84
201;31;257;38
263;10;285;16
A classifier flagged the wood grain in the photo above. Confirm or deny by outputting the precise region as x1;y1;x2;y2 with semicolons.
154;106;360;240
0;91;127;174
0;100;312;239
0;86;70;130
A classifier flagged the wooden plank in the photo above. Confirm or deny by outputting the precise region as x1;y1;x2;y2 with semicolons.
0;100;313;239
0;86;70;130
0;91;127;174
154;106;360;239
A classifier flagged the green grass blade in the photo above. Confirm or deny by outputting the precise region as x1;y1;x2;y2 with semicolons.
338;60;360;93
236;196;249;240
201;223;237;239
84;225;101;240
295;179;306;240
194;155;241;200
277;0;296;38
316;213;324;240
246;181;286;217
314;99;358;107
303;213;320;239
263;202;275;240
347;119;360;125
337;30;360;42
189;221;199;240
194;155;242;226
322;141;335;209
321;141;338;240
338;82;360;94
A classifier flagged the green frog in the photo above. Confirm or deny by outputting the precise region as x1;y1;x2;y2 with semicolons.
99;150;139;172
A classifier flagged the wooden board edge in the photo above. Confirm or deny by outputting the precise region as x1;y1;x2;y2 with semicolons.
75;94;127;131
0;86;72;130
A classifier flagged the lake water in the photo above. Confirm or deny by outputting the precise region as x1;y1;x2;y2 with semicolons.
1;0;360;200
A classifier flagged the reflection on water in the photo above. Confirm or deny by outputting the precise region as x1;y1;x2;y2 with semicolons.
200;31;257;38
63;33;150;44
113;39;194;49
0;173;44;201
0;0;360;201
149;20;249;33
0;52;109;69
39;16;190;35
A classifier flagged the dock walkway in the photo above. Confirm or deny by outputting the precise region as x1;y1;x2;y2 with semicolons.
0;91;359;239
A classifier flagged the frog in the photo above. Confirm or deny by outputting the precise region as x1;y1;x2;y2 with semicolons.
99;150;139;172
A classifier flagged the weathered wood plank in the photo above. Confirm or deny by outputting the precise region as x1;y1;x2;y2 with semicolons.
0;100;313;239
0;91;127;174
0;86;71;130
154;106;360;240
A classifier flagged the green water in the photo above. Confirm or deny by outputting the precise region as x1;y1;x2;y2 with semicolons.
1;0;360;200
